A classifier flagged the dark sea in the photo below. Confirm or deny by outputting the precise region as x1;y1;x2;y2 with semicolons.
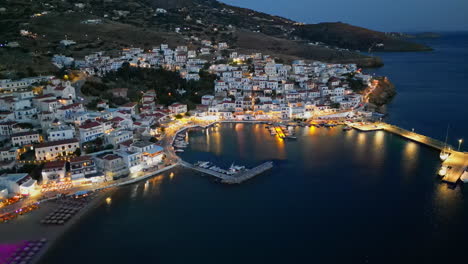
42;33;468;264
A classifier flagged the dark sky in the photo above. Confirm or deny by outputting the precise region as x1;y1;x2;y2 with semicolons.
221;0;468;32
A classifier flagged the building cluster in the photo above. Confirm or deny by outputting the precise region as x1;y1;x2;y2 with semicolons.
0;43;373;199
74;44;370;120
202;53;369;119
67;43;227;81
0;77;170;199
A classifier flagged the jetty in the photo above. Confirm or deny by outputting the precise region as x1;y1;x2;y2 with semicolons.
180;160;273;184
350;122;468;184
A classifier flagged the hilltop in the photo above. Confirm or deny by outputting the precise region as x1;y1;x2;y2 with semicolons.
0;0;430;77
294;22;433;52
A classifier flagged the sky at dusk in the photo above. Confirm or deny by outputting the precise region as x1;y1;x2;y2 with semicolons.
221;0;468;32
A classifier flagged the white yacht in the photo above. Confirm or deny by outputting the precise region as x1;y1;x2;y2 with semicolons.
438;166;448;177
440;151;450;161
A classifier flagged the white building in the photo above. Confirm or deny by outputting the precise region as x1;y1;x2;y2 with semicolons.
0;173;37;196
11;131;41;147
69;156;99;182
35;139;79;161
169;103;188;115
47;125;76;141
79;121;104;143
130;141;164;168
41;161;66;183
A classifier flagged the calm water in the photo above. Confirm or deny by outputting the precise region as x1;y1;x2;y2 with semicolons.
43;34;468;263
367;32;468;145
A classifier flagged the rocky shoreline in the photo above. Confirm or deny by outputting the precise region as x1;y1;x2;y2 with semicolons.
367;77;397;112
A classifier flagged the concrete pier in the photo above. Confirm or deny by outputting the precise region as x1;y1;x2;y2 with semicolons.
180;161;273;184
351;122;467;184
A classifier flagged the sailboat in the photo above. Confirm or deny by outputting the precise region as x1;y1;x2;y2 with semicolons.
440;125;450;161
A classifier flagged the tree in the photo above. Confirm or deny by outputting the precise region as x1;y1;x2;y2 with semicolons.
331;103;341;109
175;114;183;119
185;112;191;117
74;148;81;157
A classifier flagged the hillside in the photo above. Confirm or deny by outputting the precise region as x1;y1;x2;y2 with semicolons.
0;0;430;77
294;22;433;52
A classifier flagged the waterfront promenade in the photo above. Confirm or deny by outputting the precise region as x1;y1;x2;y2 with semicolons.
351;122;468;184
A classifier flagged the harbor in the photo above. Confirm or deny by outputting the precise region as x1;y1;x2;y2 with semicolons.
350;122;468;184
180;160;273;184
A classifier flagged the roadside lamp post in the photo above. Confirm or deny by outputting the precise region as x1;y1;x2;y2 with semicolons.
458;139;463;151
412;128;414;132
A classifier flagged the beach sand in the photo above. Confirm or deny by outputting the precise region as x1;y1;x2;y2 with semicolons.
0;189;114;264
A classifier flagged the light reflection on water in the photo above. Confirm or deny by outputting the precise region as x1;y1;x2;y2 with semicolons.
371;131;386;166
402;141;419;176
179;124;466;244
433;183;463;224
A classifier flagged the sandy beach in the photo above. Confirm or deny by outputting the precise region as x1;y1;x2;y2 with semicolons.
0;189;114;264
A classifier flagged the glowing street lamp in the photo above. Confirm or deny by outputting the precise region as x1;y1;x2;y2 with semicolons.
458;139;463;151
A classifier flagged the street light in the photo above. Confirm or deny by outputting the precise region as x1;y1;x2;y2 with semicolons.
412;128;414;132
458;139;463;151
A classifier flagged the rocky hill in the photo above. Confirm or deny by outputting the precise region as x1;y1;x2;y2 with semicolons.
294;22;433;52
0;0;429;77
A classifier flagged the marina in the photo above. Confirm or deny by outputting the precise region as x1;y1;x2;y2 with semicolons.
351;122;468;184
180;160;273;184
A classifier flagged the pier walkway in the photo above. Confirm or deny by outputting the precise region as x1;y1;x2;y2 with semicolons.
180;160;273;184
351;122;467;184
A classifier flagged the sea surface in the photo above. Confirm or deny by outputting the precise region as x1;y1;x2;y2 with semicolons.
42;33;468;263
367;32;468;145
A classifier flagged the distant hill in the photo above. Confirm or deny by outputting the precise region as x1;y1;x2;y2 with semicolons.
294;22;433;52
0;0;430;77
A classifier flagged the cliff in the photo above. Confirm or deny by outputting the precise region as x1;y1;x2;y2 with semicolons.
368;77;397;107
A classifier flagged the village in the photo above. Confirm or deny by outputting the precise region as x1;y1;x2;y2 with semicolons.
0;41;378;220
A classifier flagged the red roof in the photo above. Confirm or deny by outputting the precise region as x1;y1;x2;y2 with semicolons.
42;99;58;103
110;117;125;122
11;131;39;137
79;121;102;129
121;102;137;108
101;154;121;161
35;138;78;149
119;140;133;147
43;160;66;169
70;155;93;163
54;86;66;91
59;103;82;110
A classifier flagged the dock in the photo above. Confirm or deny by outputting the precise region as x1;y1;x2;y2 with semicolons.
180;161;273;184
350;122;468;184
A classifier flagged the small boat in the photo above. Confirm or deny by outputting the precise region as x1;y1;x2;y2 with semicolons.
438;166;448;177
229;163;246;174
343;126;352;131
440;151;450;161
175;149;184;153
